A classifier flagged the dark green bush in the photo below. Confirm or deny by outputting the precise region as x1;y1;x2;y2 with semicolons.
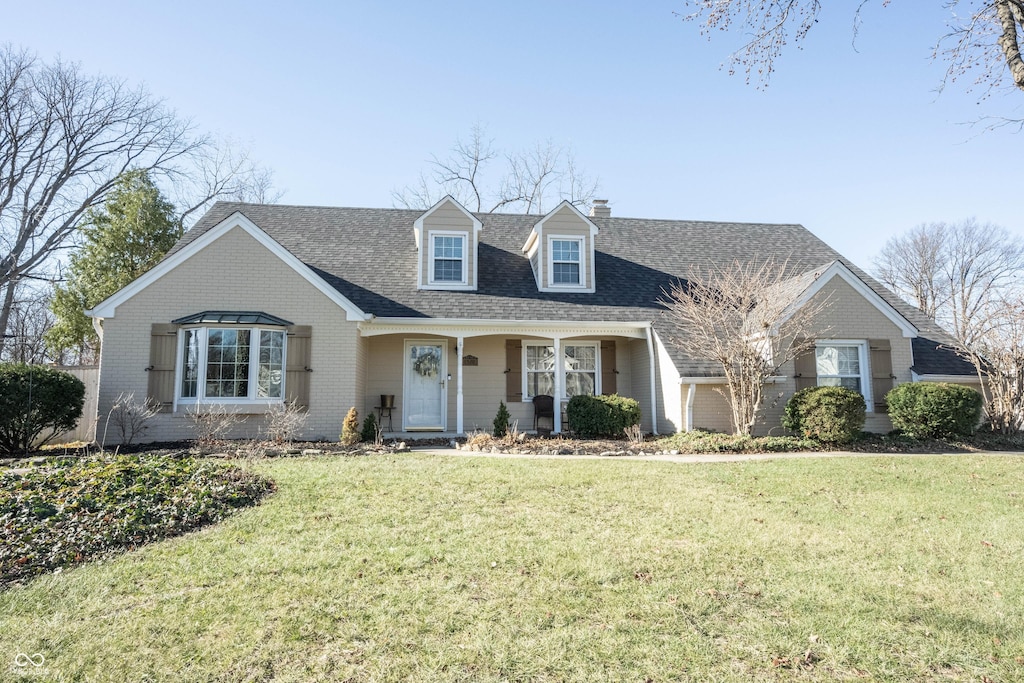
360;412;378;442
0;364;86;455
1;454;275;586
566;394;641;438
783;385;865;444
886;382;983;437
493;401;511;437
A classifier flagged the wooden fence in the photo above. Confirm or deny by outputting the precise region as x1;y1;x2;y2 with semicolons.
51;365;99;444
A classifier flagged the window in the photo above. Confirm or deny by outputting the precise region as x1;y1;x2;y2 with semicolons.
523;342;599;399
525;344;555;399
179;327;285;402
563;344;597;397
430;233;466;284
550;238;582;286
815;342;870;407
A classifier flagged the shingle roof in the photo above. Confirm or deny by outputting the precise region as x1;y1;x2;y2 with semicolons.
171;202;971;377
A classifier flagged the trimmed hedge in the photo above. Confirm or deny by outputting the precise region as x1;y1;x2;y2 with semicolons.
886;382;983;437
0;364;85;455
1;454;275;586
783;385;866;445
566;394;641;438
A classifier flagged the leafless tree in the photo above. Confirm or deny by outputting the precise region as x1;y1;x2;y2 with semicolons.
0;282;55;364
0;47;197;358
959;294;1024;433
677;1;1024;97
661;259;831;435
393;124;600;213
874;219;1024;347
0;47;281;359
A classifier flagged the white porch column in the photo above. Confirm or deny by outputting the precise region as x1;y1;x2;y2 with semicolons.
456;336;464;435
685;383;696;432
646;326;659;435
553;337;562;433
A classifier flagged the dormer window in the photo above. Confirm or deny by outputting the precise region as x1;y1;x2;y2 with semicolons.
414;196;481;291
522;201;599;294
431;233;466;284
550;238;583;286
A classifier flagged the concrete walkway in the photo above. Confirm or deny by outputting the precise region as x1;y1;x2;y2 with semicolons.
409;446;1024;464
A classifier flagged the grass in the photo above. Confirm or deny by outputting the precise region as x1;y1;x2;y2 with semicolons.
1;453;1023;681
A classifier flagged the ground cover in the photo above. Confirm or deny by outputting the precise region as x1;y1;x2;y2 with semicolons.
1;453;1021;681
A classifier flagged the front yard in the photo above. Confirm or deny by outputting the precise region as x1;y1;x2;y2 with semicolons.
1;453;1022;681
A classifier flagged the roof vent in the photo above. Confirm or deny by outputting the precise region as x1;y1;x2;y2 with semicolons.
589;199;610;218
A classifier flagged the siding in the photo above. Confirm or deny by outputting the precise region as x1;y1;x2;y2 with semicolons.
96;226;360;444
652;331;683;434
629;339;653;432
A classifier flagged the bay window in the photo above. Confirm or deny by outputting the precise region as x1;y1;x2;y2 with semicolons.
179;327;285;402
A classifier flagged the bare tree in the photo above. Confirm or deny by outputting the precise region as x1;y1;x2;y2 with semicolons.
0;282;55;364
958;294;1024;433
393;124;600;213
660;259;831;435
0;47;198;358
677;1;1024;96
874;219;1024;347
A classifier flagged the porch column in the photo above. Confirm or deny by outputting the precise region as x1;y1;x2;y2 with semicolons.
456;336;464;435
553;337;562;433
646;326;659;435
685;383;696;432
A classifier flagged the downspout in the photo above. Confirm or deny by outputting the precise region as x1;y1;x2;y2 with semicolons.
91;316;104;343
686;382;696;432
645;325;659;435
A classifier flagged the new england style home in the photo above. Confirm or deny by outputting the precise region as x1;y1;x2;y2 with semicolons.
86;197;975;442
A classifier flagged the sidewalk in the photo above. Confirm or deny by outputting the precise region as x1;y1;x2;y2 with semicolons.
408;446;1024;464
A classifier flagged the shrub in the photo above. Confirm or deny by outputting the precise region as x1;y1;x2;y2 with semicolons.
360;412;379;443
0;364;86;455
886;382;983;437
340;407;360;445
1;454;274;586
566;394;641;438
493;401;511;437
783;386;865;444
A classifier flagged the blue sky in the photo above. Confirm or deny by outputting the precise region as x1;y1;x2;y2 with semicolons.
7;1;1021;271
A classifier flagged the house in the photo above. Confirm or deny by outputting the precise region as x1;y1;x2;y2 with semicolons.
86;197;976;443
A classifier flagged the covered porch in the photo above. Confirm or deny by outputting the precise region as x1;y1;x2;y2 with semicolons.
357;319;660;437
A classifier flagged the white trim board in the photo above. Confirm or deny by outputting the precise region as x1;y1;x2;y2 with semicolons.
87;212;368;322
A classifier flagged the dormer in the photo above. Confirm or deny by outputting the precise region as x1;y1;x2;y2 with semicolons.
414;196;482;291
521;201;599;293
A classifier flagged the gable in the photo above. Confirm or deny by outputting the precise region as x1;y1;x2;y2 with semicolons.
87;212;367;322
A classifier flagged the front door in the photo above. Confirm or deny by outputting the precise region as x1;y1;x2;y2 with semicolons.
404;342;446;430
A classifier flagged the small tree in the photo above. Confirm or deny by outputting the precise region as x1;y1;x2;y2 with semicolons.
493;401;511;437
661;259;830;435
340;407;360;445
360;412;379;443
0;364;85;454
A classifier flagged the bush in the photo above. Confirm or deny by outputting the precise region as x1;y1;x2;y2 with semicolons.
340;407;360;445
493;401;511;437
566;394;641;438
886;382;983;437
0;364;86;455
360;412;379;443
783;386;865;444
1;454;274;586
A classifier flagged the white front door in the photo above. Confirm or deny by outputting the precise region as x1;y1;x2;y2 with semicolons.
404;342;446;430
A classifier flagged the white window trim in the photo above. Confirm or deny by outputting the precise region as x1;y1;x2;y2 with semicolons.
425;231;469;288
546;236;586;289
174;326;288;406
522;341;601;401
815;339;873;412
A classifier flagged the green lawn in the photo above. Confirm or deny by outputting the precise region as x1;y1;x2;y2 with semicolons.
1;454;1022;681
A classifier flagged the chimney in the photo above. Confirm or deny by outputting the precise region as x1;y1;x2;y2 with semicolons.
589;199;610;218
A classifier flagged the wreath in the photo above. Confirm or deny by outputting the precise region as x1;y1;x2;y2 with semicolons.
413;349;440;378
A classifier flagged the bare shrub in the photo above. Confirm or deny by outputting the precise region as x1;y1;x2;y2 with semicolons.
265;400;307;445
186;403;242;449
102;392;159;446
624;423;645;446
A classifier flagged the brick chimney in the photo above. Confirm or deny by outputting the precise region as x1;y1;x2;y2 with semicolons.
589;199;610;218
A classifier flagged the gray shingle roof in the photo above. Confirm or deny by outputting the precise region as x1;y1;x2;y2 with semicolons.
171;202;971;377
